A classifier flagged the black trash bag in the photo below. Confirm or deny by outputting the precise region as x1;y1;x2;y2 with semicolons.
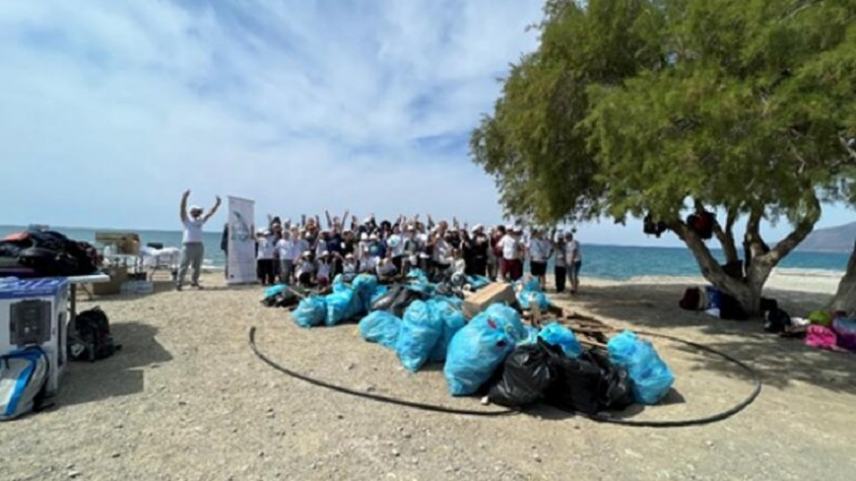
371;284;405;312
545;347;604;415
487;342;556;407
371;284;429;318
588;349;634;410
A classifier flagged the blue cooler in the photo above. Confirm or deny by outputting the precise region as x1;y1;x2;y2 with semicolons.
0;277;70;395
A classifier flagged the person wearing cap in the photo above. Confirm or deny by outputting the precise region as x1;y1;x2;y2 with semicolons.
255;228;277;285
176;189;221;290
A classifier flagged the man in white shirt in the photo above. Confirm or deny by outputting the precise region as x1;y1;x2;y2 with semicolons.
527;229;552;289
499;226;523;282
176;190;221;291
565;232;583;293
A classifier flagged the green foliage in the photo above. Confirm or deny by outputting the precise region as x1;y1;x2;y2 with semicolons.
472;0;856;225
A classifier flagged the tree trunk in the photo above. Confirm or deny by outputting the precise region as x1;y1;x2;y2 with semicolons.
670;196;819;317
670;220;765;315
830;240;856;316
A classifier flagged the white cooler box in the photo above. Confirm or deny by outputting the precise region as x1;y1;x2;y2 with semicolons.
0;277;69;395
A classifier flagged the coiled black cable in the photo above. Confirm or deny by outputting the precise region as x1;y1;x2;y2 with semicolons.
249;326;762;427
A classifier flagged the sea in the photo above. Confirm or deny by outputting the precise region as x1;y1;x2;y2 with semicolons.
0;225;849;280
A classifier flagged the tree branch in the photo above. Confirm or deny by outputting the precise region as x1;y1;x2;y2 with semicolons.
764;195;822;264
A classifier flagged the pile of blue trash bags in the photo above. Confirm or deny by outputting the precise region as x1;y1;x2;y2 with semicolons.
288;271;674;412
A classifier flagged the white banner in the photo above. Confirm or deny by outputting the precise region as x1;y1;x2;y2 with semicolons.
226;196;256;285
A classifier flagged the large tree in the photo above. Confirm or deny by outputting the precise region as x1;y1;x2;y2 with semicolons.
472;0;855;315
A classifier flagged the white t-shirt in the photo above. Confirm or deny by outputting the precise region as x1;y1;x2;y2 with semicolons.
528;238;551;263
257;236;276;260
500;235;520;260
566;240;582;263
433;238;452;264
289;239;308;260
275;239;294;261
297;259;315;276
316;261;331;280
388;234;406;257
182;218;205;244
554;243;567;267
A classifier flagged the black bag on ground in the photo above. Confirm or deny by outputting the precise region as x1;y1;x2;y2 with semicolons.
69;307;121;362
679;287;702;311
719;293;748;321
544;345;634;414
764;307;792;333
487;342;556;407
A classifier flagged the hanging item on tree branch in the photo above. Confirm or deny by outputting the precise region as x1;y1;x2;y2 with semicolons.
686;211;715;240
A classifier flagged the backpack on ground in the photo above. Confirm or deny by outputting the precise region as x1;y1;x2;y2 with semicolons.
679;287;707;311
1;346;49;421
68;307;121;362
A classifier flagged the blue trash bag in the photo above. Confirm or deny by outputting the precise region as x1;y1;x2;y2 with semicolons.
370;284;389;306
358;310;402;349
518;325;541;346
444;309;517;396
465;275;490;290
434;295;463;309
429;299;467;362
607;330;674;405
293;295;327;328
516;280;551;310
395;300;444;372
331;274;348;292
538;322;582;358
264;284;287;298
405;269;435;295
482;303;527;342
352;274;379;311
325;288;360;326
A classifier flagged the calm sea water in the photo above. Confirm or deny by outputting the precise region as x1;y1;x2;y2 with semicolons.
0;225;849;280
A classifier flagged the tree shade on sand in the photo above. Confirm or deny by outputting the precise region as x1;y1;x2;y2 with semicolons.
472;0;856;314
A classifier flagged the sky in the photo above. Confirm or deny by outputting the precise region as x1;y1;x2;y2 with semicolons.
0;0;852;247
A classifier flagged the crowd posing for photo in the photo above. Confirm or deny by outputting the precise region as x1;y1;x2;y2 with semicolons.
243;210;583;293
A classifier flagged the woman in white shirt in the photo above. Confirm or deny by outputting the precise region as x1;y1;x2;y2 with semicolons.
256;230;277;285
565;232;582;294
275;231;295;284
527;229;552;289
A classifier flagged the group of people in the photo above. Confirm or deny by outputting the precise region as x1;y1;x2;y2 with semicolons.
248;211;583;293
174;192;583;292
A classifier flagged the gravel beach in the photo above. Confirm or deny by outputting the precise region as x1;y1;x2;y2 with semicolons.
2;273;855;481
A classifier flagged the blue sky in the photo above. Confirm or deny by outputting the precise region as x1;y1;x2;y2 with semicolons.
0;1;852;247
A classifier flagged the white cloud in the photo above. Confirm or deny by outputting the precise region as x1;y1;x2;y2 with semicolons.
0;0;543;230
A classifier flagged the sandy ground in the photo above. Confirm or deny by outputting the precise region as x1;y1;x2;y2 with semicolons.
2;272;855;481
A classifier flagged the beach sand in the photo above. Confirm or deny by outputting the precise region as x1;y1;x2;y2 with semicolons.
2;272;855;481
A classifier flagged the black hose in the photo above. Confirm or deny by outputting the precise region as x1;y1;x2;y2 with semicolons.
248;327;516;417
248;326;762;427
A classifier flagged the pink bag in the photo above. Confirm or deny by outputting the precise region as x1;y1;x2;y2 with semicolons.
805;325;838;350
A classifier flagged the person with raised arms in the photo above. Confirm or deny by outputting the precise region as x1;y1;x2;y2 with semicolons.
176;189;221;291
